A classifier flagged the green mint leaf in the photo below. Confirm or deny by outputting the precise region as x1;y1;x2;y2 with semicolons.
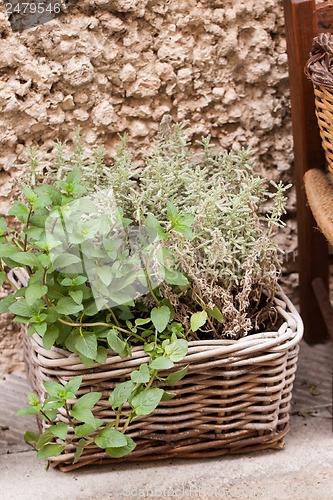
0;217;7;236
166;201;179;224
8;300;34;318
166;364;189;386
74;419;103;438
24;431;39;448
25;284;48;305
164;339;188;362
161;391;177;401
35;322;47;336
73;438;87;464
42;326;59;349
36;430;54;450
0;271;6;287
130;363;150;384
72;392;102;411
43;381;65;398
105;435;136;458
64;376;83;394
53;253;81;269
27;392;39;406
163;268;189;287
8;201;30;223
107;330;126;355
131;387;164;417
74;333;98;360
69;290;83;305
10;252;41;267
37;444;65;460
96;266;112;286
55;296;84;315
0;295;16;314
16;405;41;416
149;357;174;370
49;422;68;440
190;311;208;332
207;307;224;324
23;185;37;203
96;346;108;365
150;305;171;333
70;408;95;425
109;380;136;410
0;244;19;258
95;428;127;449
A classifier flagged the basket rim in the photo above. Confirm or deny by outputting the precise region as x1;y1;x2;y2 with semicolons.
24;287;303;372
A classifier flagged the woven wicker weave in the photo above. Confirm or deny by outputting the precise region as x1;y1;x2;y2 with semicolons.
20;288;303;472
305;33;333;174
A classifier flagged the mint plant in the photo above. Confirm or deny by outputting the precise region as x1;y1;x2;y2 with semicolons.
0;121;290;464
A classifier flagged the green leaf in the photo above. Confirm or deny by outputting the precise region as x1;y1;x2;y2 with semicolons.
161;391;177;401
37;444;65;460
107;330;127;355
207;306;224;323
69;289;83;305
74;420;103;438
25;284;48;305
166;364;189;386
0;217;7;236
16;405;41;416
95;427;127;449
166;201;178;224
43;380;65;398
42;326;59;349
0;271;6;287
0;295;16;314
163;268;189;286
50;423;68;440
8;300;34;318
23;185;37;203
106;435;136;458
27;392;39;406
150;357;174;370
73;438;87;464
131;387;164;417
0;244;20;258
70;408;95;425
96;266;112;286
73;392;102;411
55;296;84;315
96;345;108;365
34;322;47;336
10;252;41;267
53;253;81;269
190;311;208;332
24;431;39;448
109;381;136;409
151;305;171;333
130;363;150;384
164;339;188;362
36;430;54;450
8;201;30;222
74;333;98;360
64;376;83;394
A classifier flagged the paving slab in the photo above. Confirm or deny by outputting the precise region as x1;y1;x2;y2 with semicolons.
0;340;332;500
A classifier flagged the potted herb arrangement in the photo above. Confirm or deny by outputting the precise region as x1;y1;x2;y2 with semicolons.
0;123;303;471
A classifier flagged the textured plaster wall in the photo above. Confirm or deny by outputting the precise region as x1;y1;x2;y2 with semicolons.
0;0;297;373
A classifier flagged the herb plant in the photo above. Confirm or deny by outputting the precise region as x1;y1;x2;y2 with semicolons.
0;121;289;464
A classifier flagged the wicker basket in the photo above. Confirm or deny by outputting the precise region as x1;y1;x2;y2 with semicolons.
305;32;333;174
20;287;303;472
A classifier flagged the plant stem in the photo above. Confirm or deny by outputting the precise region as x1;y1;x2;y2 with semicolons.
58;317;132;335
24;206;33;252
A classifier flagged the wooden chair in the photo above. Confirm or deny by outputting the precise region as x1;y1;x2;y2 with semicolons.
283;0;333;343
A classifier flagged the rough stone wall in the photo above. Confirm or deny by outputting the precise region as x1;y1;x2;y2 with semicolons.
0;0;297;373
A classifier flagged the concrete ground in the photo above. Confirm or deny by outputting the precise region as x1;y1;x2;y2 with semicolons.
0;340;332;500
